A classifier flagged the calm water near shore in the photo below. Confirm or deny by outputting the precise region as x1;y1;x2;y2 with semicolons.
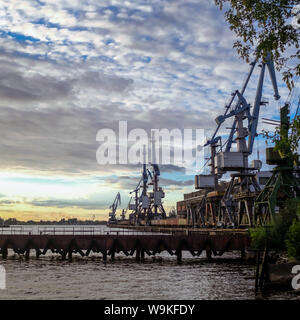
0;225;298;300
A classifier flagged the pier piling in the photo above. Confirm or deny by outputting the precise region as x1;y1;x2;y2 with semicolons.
136;248;141;262
110;249;115;261
206;248;212;261
141;249;145;261
25;249;30;261
177;250;182;263
103;251;107;261
1;248;7;259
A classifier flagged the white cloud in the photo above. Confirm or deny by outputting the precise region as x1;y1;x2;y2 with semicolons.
0;0;291;215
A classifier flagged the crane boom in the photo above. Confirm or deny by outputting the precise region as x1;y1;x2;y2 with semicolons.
208;59;257;145
248;53;280;154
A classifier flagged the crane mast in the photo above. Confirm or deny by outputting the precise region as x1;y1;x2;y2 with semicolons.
196;52;280;227
108;192;121;224
126;135;166;225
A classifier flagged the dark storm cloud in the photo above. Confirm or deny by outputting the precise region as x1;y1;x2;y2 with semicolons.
103;175;193;190
103;175;145;190
0;0;283;182
160;178;194;187
159;165;185;173
0;88;213;175
0;54;134;104
0;68;75;101
0;105;106;173
79;71;134;93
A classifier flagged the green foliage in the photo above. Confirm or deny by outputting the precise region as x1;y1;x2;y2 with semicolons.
215;0;300;90
250;225;268;250
271;199;299;249
250;199;299;250
286;218;300;260
262;103;300;166
289;113;300;157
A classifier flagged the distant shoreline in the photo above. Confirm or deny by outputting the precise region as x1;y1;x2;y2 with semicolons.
1;219;107;226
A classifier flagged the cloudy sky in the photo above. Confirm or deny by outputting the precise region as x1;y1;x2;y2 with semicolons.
0;0;294;221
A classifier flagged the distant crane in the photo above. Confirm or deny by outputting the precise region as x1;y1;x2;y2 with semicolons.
128;137;166;225
108;192;121;224
129;158;152;224
147;133;166;220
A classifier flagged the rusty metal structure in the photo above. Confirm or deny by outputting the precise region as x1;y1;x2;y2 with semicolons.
126;138;166;225
254;102;300;224
177;53;280;228
107;53;299;232
108;192;121;224
0;227;250;262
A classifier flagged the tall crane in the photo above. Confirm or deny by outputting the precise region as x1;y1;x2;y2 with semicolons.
127;137;166;225
197;52;280;227
147;134;166;220
108;192;121;224
129;156;152;225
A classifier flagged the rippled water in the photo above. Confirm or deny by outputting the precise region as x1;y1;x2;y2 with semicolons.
0;225;298;300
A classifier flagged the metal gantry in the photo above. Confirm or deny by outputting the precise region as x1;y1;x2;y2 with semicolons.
194;52;280;228
254;102;300;224
126;139;166;225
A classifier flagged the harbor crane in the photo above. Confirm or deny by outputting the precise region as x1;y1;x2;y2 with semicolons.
147;162;166;220
108;192;121;224
147;134;166;220
129;161;152;224
196;52;280;227
128;138;166;225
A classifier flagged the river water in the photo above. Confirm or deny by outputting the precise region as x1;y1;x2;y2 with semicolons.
0;225;298;300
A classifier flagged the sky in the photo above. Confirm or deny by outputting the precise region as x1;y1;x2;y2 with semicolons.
0;0;296;222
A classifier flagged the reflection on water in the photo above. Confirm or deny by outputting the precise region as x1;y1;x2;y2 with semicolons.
0;225;298;300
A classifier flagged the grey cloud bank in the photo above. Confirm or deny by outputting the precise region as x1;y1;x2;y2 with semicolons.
0;1;289;214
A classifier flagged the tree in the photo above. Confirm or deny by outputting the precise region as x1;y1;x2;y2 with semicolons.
263;101;300;166
250;199;298;251
215;0;300;91
286;218;300;260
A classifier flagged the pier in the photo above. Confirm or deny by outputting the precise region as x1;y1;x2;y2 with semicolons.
0;226;250;262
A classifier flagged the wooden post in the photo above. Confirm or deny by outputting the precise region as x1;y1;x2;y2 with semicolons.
61;250;67;261
25;248;30;260
255;251;260;294
2;248;8;259
111;249;115;261
68;250;72;261
241;248;245;260
103;251;107;261
206;248;212;261
136;248;141;262
141;250;145;261
177;250;182;263
259;247;269;291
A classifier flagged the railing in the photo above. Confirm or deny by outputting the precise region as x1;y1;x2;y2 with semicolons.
0;226;33;235
0;226;170;236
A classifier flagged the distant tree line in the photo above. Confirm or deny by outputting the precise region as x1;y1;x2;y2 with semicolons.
0;217;107;225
